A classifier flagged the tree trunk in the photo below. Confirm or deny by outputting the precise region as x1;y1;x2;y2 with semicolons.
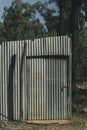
59;0;64;35
70;0;81;94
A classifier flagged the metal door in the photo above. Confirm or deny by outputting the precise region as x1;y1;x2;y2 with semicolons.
27;58;68;120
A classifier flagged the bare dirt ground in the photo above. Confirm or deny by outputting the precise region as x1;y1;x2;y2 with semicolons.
0;118;87;130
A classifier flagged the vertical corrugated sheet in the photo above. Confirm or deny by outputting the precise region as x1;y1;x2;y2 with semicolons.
0;36;72;120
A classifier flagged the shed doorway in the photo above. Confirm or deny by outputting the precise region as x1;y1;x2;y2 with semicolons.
26;57;68;120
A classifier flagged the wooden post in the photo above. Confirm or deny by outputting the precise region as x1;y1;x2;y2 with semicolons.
20;42;27;120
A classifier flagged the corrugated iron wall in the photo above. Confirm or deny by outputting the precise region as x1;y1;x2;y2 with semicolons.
0;36;72;120
27;58;68;120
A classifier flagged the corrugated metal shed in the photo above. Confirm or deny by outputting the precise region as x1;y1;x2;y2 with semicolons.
0;36;72;121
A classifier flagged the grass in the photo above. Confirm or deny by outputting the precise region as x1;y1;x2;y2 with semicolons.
68;117;87;127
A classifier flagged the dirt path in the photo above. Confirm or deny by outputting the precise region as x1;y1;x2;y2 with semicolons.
0;120;87;130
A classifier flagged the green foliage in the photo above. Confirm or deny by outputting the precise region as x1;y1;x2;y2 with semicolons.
0;22;6;43
76;27;87;80
69;117;86;127
47;0;71;35
2;0;46;41
0;0;86;41
34;1;58;35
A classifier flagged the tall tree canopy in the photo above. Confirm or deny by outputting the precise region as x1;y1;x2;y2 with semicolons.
0;0;87;40
2;0;46;41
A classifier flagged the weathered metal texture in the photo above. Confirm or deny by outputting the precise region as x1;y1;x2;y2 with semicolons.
0;36;72;121
27;58;68;120
26;36;71;56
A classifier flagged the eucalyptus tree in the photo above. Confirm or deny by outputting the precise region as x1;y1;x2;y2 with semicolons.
3;0;46;41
